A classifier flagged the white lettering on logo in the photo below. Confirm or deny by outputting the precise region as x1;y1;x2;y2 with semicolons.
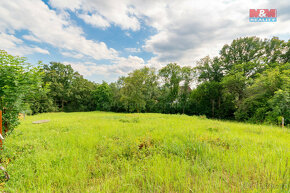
259;10;266;17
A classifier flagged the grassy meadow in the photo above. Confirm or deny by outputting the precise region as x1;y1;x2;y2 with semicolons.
0;112;289;192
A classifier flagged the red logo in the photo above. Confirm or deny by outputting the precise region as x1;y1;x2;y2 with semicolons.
249;9;277;22
249;9;276;18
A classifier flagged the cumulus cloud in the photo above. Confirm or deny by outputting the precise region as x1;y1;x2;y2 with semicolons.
1;0;289;81
49;0;140;31
125;47;141;53
77;13;110;29
65;55;146;80
65;62;95;77
22;34;42;43
49;0;290;67
0;0;117;60
141;0;290;64
61;51;85;59
0;33;49;56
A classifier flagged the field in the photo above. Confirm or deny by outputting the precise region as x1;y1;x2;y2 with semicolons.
0;112;289;192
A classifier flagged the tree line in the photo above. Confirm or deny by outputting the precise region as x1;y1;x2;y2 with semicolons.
0;36;289;132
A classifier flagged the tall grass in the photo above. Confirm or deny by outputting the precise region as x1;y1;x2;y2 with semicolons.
0;112;289;192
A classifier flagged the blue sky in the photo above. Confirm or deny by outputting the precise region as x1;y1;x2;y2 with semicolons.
0;0;289;83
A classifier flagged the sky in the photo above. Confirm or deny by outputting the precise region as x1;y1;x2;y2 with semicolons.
0;0;289;83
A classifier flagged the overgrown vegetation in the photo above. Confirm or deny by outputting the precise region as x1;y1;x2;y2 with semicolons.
0;112;289;192
0;36;289;192
0;36;289;134
0;50;42;132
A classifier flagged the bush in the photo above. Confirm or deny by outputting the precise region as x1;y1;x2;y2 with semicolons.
0;50;42;133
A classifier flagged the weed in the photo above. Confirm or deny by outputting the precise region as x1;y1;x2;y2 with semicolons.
0;112;289;192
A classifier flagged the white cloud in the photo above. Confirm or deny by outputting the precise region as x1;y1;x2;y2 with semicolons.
140;0;290;64
48;0;82;11
61;51;85;59
66;55;146;79
33;47;50;55
0;33;49;55
125;47;141;53
48;0;290;67
1;0;289;82
22;34;42;43
49;0;140;31
78;13;110;29
0;0;117;60
109;55;145;75
64;62;94;76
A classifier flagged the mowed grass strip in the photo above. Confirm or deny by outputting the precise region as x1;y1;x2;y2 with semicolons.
0;112;289;192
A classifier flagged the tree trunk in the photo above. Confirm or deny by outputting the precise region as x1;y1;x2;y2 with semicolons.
218;96;221;118
211;99;215;118
4;122;8;133
61;100;64;112
182;101;185;114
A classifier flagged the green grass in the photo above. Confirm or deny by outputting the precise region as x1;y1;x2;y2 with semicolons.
0;112;289;192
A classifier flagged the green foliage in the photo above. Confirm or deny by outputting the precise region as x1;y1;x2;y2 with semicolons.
67;74;96;112
195;56;223;82
179;66;194;114
24;63;56;114
40;62;96;112
188;81;235;119
0;50;42;132
120;67;158;113
219;37;264;71
266;89;289;124
235;64;289;124
1;36;290;191
158;63;182;113
194;37;289;124
94;82;112;111
120;69;146;112
109;81;125;112
1;36;289;126
43;62;75;111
